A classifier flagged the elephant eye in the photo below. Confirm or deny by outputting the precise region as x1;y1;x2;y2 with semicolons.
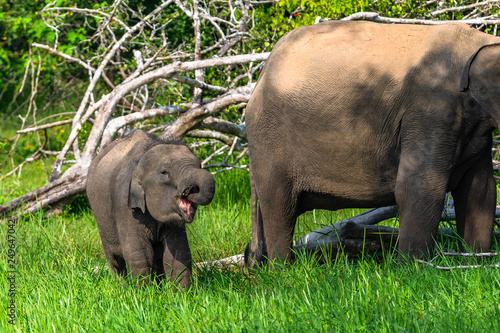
160;170;170;177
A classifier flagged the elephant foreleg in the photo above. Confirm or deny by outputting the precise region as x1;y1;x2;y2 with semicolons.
107;252;127;278
162;225;192;289
395;146;449;258
452;149;496;253
259;190;298;264
396;183;447;257
122;245;155;285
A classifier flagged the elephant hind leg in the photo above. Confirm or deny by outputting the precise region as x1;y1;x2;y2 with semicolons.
245;164;267;271
452;149;495;253
258;188;299;265
245;205;267;271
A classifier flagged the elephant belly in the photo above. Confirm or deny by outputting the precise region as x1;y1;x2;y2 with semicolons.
296;166;398;212
289;131;400;210
298;188;396;213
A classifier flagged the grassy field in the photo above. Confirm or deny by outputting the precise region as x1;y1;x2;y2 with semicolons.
1;164;500;332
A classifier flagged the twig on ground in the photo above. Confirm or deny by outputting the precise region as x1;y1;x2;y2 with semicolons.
417;252;500;270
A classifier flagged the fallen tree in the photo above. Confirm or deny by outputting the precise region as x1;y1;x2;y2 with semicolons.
197;206;500;269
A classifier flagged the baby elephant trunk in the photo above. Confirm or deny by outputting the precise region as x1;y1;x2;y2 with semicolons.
180;169;215;206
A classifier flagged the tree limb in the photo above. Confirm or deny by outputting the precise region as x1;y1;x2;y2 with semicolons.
49;0;175;182
171;74;228;94
69;53;268;174
158;85;254;141
431;0;500;16
101;105;189;146
320;11;500;25
187;130;233;145
0;171;87;216
202;116;247;140
197;206;500;268
16;119;74;134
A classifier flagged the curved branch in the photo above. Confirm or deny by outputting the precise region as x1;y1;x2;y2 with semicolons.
79;53;268;170
431;0;500;16
187;130;233;145
158;85;254;141
0;171;86;215
202;116;247;140
101;105;189;146
17;119;74;134
171;74;228;94
320;11;500;25
42;6;130;31
49;0;174;181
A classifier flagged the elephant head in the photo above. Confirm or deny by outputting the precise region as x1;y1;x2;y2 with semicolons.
128;142;215;225
460;43;500;124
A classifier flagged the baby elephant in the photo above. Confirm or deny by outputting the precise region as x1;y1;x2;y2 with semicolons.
87;130;215;289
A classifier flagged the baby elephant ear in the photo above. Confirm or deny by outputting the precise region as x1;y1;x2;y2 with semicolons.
128;174;146;213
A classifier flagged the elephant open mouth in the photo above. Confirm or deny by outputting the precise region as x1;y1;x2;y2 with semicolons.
177;196;198;223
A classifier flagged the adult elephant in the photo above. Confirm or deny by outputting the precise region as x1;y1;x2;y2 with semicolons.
87;130;215;288
245;20;500;267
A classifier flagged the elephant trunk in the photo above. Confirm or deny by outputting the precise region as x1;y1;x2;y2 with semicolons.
180;169;215;206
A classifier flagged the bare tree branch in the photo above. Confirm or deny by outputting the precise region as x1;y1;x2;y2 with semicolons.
49;0;174;182
31;42;94;72
101;105;189;146
296;204;500;246
431;0;500;16
42;6;130;31
0;171;86;215
171;74;228;94
158;85;254;141
216;0;251;56
16;119;74;134
76;54;265;173
187;130;233;145
417;252;500;270
202;116;247;140
295;206;399;245
192;0;205;105
315;11;500;25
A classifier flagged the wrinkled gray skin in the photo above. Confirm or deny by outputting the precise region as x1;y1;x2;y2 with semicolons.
87;130;215;288
245;21;500;267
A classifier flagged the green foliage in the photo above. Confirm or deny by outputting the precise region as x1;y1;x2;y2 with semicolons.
0;133;12;156
250;0;499;45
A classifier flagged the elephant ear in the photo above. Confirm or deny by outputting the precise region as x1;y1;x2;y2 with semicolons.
460;43;500;92
128;173;146;213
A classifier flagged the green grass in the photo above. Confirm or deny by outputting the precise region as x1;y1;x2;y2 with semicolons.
1;168;500;332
